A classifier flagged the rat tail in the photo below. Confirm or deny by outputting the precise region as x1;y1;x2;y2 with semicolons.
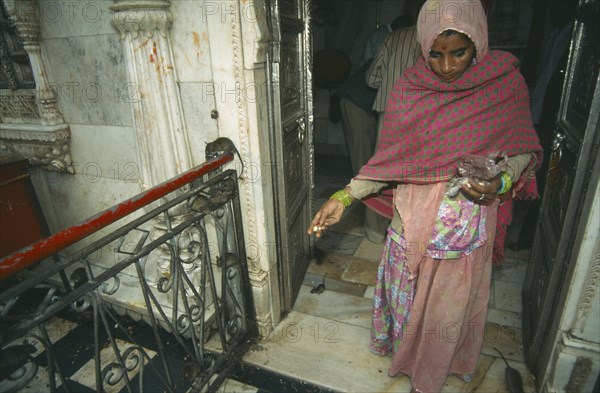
494;347;511;368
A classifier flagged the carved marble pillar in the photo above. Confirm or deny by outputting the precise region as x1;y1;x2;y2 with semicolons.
3;0;63;126
1;0;72;172
550;179;600;392
204;0;279;337
110;0;195;288
110;0;192;189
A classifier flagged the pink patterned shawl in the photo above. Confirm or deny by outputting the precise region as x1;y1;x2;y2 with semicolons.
357;50;542;184
356;50;542;264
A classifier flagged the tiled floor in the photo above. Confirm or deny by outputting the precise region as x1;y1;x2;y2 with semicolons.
227;154;538;392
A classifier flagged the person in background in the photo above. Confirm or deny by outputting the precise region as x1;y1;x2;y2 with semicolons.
309;1;543;391
360;13;414;67
335;59;378;177
361;0;424;243
336;2;422;244
367;1;423;118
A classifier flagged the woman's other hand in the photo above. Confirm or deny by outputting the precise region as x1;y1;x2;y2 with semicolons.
307;199;345;238
461;176;503;205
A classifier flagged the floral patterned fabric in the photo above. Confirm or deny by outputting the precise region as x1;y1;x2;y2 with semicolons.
370;228;415;356
426;196;488;259
371;195;487;356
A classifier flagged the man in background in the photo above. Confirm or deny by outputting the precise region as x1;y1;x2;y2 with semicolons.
346;1;423;243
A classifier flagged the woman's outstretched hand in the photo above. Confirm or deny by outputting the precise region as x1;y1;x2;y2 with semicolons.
307;198;345;238
461;175;503;206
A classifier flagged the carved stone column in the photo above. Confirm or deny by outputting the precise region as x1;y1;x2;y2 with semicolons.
204;0;280;337
3;0;63;126
110;0;192;189
110;0;195;288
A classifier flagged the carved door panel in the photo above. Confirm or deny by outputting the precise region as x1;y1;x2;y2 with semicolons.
267;0;314;313
522;0;600;375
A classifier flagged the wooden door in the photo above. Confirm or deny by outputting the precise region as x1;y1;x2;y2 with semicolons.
522;0;600;376
266;0;314;313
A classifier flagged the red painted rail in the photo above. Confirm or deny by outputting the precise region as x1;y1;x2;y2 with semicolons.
0;153;233;281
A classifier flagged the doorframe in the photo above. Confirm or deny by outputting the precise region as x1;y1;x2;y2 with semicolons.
521;2;600;386
533;132;600;391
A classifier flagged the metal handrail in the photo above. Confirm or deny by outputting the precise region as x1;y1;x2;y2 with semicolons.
0;152;257;393
0;153;233;280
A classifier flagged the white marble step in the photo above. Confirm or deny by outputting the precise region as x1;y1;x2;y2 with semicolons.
206;284;537;393
207;284;406;392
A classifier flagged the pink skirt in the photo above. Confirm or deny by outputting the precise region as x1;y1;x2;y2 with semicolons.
370;186;498;392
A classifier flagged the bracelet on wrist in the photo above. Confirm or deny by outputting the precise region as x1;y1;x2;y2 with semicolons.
497;175;505;194
330;189;353;208
496;172;512;195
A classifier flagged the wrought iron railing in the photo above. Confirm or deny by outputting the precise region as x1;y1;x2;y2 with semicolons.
0;153;257;392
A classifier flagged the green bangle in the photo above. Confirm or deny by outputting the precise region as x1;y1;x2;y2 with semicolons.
330;189;353;208
497;172;512;195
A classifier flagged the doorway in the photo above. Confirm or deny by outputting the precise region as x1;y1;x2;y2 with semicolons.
306;0;600;390
309;0;538;264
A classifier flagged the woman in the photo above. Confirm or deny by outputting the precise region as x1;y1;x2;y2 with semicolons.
308;1;542;392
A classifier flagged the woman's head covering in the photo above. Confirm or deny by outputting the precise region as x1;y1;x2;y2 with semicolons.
416;0;489;63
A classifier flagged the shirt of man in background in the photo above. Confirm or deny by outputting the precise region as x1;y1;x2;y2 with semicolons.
367;26;420;117
358;25;420;244
335;6;421;244
335;15;415;180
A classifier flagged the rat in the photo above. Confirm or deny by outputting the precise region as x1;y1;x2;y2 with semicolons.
0;344;37;380
205;137;245;180
179;362;203;386
189;194;211;215
311;274;327;294
494;347;525;393
208;178;237;208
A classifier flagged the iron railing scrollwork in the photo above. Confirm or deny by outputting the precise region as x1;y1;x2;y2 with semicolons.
0;153;257;392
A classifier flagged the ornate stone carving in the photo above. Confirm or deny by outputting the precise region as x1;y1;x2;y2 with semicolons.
0;33;21;90
1;1;71;172
0;89;39;121
249;268;276;337
2;0;41;46
0;123;73;172
575;243;600;334
3;0;65;126
111;0;172;39
229;2;261;275
110;0;200;325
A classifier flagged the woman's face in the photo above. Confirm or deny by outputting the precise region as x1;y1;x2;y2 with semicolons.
428;32;476;83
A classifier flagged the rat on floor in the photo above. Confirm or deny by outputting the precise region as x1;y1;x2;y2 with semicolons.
311;274;327;294
494;347;524;393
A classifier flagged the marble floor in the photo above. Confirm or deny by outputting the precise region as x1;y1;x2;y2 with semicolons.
218;154;538;392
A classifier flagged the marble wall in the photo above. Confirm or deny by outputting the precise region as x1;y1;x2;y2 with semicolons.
32;0;139;231
25;0;278;337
